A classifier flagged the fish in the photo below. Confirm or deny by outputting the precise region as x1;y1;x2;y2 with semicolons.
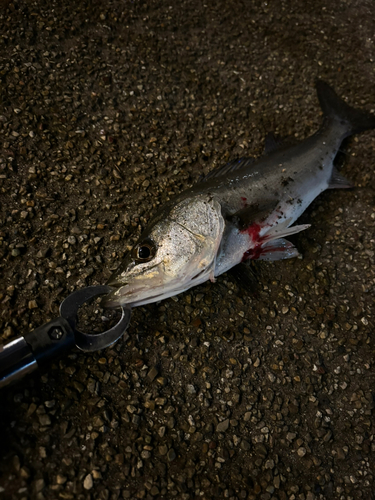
102;81;375;308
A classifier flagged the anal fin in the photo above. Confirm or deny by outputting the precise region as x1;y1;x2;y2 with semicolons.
328;166;353;189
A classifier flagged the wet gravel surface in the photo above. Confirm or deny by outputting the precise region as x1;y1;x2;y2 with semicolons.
1;0;375;499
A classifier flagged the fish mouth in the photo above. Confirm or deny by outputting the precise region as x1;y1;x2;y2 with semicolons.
100;288;121;309
102;260;168;308
100;278;129;308
101;286;165;309
101;276;167;308
102;259;217;309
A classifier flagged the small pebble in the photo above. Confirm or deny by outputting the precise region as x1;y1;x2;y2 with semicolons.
216;419;230;433
167;449;176;462
83;474;93;490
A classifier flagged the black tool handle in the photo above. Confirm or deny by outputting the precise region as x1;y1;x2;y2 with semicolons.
0;317;75;389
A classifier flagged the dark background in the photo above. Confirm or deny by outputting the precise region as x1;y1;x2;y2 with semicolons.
1;0;375;499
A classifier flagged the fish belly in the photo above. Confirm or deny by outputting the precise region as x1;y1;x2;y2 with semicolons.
214;162;333;276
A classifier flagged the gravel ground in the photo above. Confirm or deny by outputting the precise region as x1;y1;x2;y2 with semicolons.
1;0;375;499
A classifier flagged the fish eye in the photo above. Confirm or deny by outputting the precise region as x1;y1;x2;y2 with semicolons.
138;245;151;259
132;240;155;262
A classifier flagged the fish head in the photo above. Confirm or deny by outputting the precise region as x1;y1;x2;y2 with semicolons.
102;195;225;308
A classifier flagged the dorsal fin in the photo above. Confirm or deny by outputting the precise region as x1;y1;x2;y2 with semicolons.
264;132;295;155
264;132;283;154
199;157;256;182
200;132;289;183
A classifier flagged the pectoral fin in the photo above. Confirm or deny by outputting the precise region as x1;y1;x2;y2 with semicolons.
262;219;311;241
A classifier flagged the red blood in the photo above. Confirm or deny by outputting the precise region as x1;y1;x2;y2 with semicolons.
244;242;288;261
242;245;262;261
241;223;265;261
242;222;261;240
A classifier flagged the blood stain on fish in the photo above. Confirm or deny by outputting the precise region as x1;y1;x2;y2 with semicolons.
241;223;264;261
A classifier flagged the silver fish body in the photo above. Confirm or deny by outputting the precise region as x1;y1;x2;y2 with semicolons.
103;81;375;308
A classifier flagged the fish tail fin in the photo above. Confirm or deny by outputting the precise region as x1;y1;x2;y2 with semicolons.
316;80;375;136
